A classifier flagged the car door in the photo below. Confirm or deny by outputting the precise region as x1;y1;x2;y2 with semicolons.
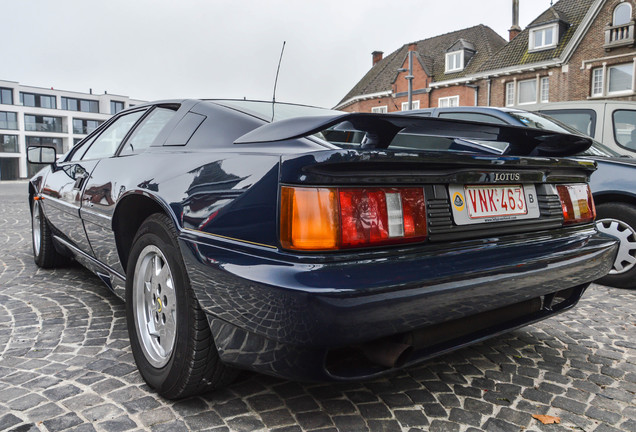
39;139;102;255
80;105;180;274
41;109;147;257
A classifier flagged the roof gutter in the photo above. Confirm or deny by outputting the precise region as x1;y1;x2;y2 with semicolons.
333;90;392;110
560;0;604;63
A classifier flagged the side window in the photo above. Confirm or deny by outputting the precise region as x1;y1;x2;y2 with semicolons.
81;110;145;160
438;112;508;125
539;109;596;137
69;135;97;162
612;109;636;150
119;107;178;156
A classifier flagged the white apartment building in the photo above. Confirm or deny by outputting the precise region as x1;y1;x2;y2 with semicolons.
0;79;145;180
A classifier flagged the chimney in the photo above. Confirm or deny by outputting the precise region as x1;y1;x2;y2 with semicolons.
372;51;383;66
509;0;521;40
408;42;417;52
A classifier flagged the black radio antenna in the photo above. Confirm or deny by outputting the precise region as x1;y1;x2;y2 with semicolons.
272;41;286;122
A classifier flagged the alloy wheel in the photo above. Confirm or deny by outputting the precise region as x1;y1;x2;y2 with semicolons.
32;200;41;256
132;245;178;368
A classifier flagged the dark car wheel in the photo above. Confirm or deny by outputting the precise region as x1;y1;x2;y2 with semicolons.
32;198;67;268
126;213;237;399
595;202;636;289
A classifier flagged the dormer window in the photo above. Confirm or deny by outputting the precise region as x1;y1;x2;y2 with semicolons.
529;23;558;51
445;51;464;73
444;39;475;74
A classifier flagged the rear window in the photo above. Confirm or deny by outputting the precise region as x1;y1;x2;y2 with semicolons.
612;109;636;151
212;100;339;122
538;109;596;137
438;112;508;125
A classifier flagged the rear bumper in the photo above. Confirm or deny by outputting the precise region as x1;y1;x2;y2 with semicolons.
179;225;617;381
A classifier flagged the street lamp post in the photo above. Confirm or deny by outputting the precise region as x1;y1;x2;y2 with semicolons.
398;50;414;110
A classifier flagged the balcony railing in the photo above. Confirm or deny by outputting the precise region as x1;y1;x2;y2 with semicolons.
25;122;68;133
1;141;19;153
604;21;635;49
0;121;18;130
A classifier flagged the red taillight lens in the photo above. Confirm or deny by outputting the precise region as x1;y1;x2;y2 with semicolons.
557;184;596;225
280;186;427;251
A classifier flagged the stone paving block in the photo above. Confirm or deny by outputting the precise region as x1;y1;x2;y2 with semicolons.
586;405;622;424
137;407;175;428
182;411;225;430
422;403;447;417
212;398;250;417
0;413;23;430
357;402;392;419
319;399;356;415
332;415;368;431
394;409;429;427
97;416;138;432
259;408;296;428
42;412;84;431
365;419;402;432
448;408;482;427
150;419;190;432
428;420;460;432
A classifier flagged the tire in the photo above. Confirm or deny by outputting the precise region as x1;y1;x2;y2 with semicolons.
126;213;237;399
31;198;67;268
595;202;636;289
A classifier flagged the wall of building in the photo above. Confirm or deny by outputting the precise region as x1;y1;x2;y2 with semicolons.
567;0;636;102
429;85;478;107
0;80;144;180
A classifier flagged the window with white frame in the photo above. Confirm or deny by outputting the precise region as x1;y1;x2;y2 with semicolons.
401;100;420;111
592;68;604;96
529;24;558;51
608;63;633;93
518;79;538;104
591;63;634;97
438;96;459;107
505;82;515;106
371;105;388;113
540;77;550;102
613;3;632;26
445;51;464;73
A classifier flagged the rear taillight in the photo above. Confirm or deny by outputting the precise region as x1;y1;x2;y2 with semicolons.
280;186;427;251
557;184;596;225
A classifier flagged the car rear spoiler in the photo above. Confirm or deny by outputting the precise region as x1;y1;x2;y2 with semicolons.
234;113;593;157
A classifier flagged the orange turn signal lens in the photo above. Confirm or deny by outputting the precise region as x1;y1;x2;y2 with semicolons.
280;186;339;250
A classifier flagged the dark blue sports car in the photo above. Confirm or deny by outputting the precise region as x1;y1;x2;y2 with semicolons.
28;100;617;398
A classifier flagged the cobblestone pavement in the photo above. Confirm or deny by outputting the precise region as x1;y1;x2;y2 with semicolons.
0;181;634;432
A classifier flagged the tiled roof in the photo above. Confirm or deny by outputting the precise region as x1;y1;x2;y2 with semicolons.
337;25;506;106
478;0;595;72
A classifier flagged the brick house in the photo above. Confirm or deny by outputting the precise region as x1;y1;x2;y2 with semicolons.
477;0;636;107
335;26;506;112
337;0;636;112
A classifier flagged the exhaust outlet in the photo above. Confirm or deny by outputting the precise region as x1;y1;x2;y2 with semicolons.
360;341;413;368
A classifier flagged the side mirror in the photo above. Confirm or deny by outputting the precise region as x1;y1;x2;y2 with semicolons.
27;146;57;164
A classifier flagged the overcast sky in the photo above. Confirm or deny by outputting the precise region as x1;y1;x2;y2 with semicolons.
1;0;551;108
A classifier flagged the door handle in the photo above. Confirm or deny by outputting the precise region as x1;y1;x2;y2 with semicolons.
74;174;87;190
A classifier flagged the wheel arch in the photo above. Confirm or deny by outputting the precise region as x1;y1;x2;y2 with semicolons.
28;182;36;213
593;191;636;208
112;191;180;274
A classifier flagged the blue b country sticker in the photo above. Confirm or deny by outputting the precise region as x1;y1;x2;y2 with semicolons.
453;192;465;211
